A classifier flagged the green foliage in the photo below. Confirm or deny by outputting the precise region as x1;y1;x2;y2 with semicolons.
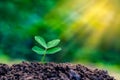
35;36;47;48
47;47;61;54
32;36;61;62
0;0;120;66
47;39;60;48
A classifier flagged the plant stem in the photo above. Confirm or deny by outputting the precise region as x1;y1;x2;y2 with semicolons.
41;49;47;63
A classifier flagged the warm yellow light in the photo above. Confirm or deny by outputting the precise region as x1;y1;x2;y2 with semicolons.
45;0;119;49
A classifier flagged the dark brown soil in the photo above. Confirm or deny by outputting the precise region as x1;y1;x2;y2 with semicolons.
0;62;115;80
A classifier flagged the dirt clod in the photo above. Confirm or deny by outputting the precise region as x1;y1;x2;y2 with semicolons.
0;62;115;80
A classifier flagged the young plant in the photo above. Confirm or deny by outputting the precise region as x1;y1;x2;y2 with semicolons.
32;36;61;62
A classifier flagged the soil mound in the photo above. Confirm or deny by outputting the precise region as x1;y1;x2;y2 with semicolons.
0;62;115;80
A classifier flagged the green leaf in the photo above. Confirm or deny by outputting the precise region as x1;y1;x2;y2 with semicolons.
32;46;46;55
47;39;60;48
35;36;47;48
47;47;61;54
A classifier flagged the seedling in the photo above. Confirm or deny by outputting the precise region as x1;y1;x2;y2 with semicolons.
32;36;61;62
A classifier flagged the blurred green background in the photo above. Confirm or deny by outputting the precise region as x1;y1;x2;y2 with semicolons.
0;0;120;75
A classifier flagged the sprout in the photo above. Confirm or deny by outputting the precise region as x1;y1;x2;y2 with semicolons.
32;36;61;62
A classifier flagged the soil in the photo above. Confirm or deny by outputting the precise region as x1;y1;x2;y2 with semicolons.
0;62;115;80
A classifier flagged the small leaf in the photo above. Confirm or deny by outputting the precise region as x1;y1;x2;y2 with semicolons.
32;46;46;55
47;39;60;48
35;36;47;48
47;47;61;54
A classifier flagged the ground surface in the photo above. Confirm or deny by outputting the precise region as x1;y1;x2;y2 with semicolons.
0;62;115;80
